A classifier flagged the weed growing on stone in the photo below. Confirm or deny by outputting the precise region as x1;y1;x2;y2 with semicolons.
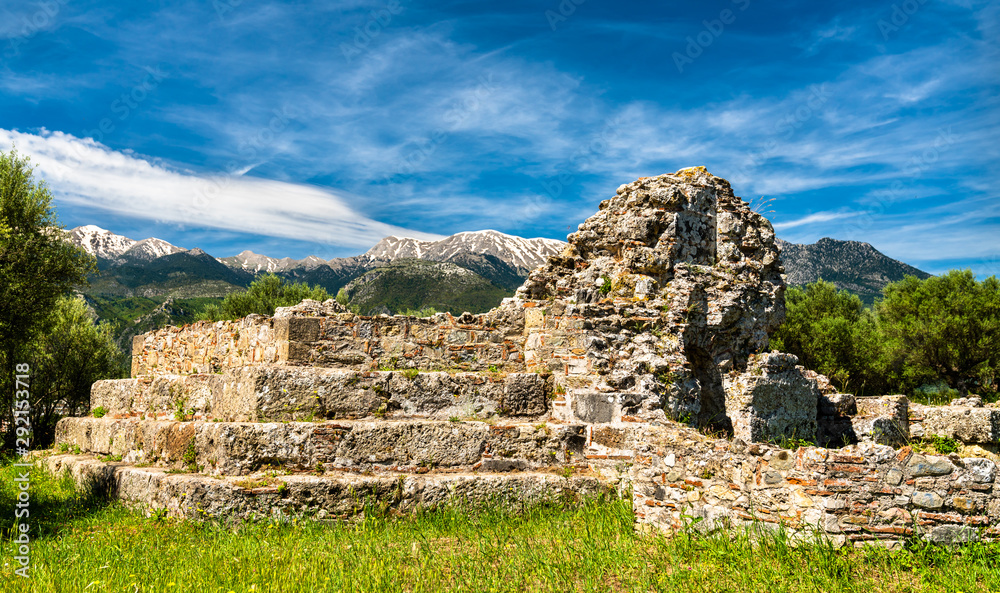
91;406;107;418
912;434;961;455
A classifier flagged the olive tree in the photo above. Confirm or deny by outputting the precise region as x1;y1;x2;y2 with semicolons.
0;148;101;449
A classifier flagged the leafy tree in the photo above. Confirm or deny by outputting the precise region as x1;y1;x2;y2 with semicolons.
1;148;96;449
877;270;1000;395
200;273;331;321
26;296;123;446
771;280;888;395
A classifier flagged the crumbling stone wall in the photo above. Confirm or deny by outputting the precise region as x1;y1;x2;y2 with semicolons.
127;167;821;442
626;424;999;545
514;167;798;432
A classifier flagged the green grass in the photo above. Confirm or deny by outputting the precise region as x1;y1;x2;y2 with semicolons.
2;460;999;592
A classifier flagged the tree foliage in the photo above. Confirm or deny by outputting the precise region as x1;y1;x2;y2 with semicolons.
26;296;123;445
772;273;1000;400
877;270;1000;395
200;273;330;321
1;148;111;448
770;281;888;396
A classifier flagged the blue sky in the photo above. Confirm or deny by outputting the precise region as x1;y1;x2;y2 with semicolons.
1;0;997;275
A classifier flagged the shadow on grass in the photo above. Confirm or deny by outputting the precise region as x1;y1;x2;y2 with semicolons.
1;454;116;541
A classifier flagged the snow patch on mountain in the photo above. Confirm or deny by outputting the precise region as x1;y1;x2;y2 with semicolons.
66;225;137;259
363;230;566;273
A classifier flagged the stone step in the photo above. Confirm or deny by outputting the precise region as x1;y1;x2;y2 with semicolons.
90;367;552;422
55;417;588;476
38;454;611;521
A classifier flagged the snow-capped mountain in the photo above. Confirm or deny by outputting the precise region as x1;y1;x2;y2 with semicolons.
364;230;566;273
65;225;185;262
364;236;429;260
218;250;283;274
65;225;137;259
119;237;187;261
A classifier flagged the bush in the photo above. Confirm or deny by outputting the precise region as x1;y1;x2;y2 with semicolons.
772;272;1000;401
200;273;330;321
27;296;123;445
770;280;888;396
877;270;1000;396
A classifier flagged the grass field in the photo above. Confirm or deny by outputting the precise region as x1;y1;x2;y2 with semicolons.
2;459;999;592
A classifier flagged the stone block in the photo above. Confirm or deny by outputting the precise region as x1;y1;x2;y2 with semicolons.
818;393;857;417
852;395;909;447
925;525;979;544
724;353;819;443
572;391;617;424
910;491;944;509
502;373;549;416
907;454;955;477
919;406;1000;444
273;316;321;343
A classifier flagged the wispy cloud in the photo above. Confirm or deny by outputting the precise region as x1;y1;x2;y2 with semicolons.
0;128;442;249
773;211;856;231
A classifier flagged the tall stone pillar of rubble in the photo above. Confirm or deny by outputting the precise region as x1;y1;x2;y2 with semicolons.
512;166;819;442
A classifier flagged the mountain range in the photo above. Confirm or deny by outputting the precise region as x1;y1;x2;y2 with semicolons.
65;225;931;355
776;238;932;303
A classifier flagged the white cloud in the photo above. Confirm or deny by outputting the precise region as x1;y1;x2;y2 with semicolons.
773;211;856;231
0;128;443;249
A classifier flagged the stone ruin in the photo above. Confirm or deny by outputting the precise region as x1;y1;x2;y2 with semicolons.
45;167;1000;546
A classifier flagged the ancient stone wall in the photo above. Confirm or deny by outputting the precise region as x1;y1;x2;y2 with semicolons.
620;425;999;545
130;315;280;377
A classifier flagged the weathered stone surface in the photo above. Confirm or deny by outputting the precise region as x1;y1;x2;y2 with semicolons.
501;373;549;416
963;458;997;483
628;426;1000;544
911;492;944;509
37;455;609;521
515;167;785;430
950;396;983;408
724;353;819;443
818;393;857;418
911;404;1000;444
850;396;909;447
54;417;582;476
93;368;551;422
925;525;979;544
907;454;955;477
